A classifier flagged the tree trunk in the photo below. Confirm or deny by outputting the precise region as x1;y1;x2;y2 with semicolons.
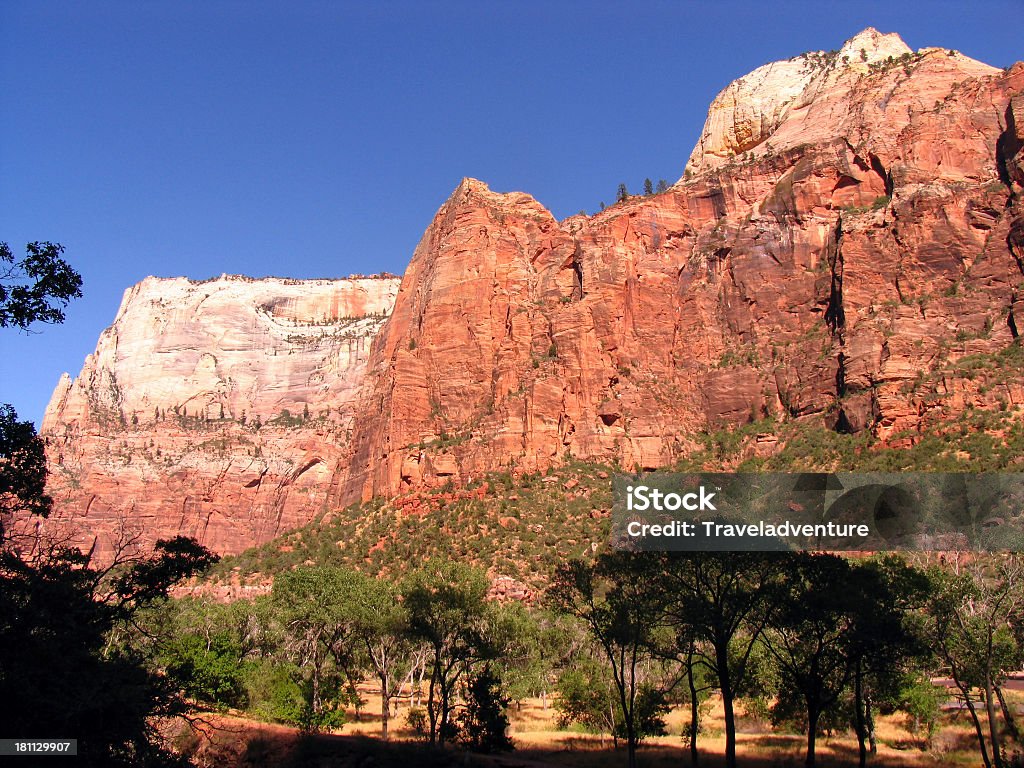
716;637;738;768
427;662;439;746
626;721;638;768
351;679;362;722
960;680;993;768
610;701;618;748
854;663;867;768
688;646;700;767
380;672;390;741
985;674;1004;768
311;654;323;715
806;704;819;768
865;691;877;754
438;676;450;745
621;665;638;768
415;661;426;707
996;685;1019;741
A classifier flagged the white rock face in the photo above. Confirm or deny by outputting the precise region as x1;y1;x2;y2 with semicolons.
686;56;820;169
33;274;399;562
43;275;399;432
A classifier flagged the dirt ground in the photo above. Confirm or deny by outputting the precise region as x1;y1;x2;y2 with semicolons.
177;685;1009;768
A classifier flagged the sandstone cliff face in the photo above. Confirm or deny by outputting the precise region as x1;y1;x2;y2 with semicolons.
34;275;398;560
342;30;1024;501
33;29;1024;558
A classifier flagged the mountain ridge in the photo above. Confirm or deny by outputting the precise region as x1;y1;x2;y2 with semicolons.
27;29;1024;561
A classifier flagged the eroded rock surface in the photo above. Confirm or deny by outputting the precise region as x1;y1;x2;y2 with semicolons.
343;30;1024;500
32;275;398;560
32;30;1024;558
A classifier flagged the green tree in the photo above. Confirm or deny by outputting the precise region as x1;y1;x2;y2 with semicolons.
0;241;82;329
657;552;785;768
350;572;411;740
458;663;514;753
148;596;259;711
924;557;1024;768
492;604;576;711
846;556;931;767
550;552;667;768
554;652;618;740
402;560;494;745
162;631;245;708
643;178;654;196
898;671;946;749
616;183;629;203
656;179;669;193
762;553;911;768
271;566;366;731
241;659;305;725
651;622;716;767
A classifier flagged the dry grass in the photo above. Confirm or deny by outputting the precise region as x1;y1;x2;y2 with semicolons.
179;684;1015;768
504;695;969;768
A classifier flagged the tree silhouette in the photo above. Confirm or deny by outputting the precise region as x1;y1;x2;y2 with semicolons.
658;552;785;768
458;663;514;753
0;241;82;329
0;404;51;524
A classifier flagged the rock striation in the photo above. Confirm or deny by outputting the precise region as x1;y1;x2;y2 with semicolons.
32;275;398;560
342;30;1024;501
32;29;1024;559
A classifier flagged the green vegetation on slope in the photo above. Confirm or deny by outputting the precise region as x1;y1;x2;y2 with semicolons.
213;461;614;588
212;338;1024;586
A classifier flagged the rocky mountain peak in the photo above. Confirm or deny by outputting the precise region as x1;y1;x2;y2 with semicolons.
682;28;999;179
838;27;912;67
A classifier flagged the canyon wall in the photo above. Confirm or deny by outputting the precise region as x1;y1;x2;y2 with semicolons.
33;275;398;559
32;29;1024;558
342;29;1024;501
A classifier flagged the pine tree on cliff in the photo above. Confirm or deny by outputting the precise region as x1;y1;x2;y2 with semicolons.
617;183;629;202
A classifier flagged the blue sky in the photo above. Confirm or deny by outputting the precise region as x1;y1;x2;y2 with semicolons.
2;1;1021;426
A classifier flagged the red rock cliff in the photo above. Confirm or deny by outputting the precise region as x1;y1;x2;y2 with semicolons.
32;29;1024;557
341;29;1024;500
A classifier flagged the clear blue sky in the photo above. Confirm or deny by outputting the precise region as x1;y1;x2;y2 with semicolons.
2;1;1021;426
